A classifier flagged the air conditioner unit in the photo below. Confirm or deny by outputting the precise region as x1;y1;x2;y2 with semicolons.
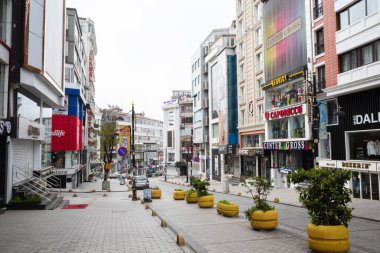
202;98;209;108
203;63;208;74
203;46;209;55
180;124;185;128
202;81;209;90
204;135;209;142
203;117;209;125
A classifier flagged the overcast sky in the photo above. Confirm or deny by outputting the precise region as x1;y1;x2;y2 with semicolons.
66;0;235;121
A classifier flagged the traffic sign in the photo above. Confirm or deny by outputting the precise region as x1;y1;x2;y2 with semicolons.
118;147;128;157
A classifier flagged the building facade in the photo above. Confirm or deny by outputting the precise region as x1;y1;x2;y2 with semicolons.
50;8;87;188
206;32;238;182
261;0;314;188
192;27;235;180
162;90;192;170
317;0;380;201
235;0;267;182
8;0;66;199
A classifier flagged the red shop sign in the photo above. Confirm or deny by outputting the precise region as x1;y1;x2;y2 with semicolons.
264;105;303;120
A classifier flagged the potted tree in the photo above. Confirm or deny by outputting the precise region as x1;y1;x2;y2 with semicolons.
216;200;239;217
193;179;214;208
244;176;278;230
287;168;352;253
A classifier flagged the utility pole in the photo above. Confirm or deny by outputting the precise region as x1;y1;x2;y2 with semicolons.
131;102;137;201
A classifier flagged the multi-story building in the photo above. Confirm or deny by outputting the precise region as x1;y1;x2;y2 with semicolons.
122;112;163;175
179;95;193;175
235;0;267;182
8;0;66;200
192;28;232;179
204;27;238;183
0;0;14;208
50;8;88;188
261;0;314;188
316;0;380;201
162;90;192;171
79;17;98;180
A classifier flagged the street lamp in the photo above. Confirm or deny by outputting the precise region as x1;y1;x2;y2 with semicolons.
131;102;137;201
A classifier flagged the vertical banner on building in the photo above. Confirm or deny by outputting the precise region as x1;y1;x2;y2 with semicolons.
118;125;131;172
263;0;307;83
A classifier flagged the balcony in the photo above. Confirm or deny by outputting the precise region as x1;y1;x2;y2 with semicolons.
337;61;380;89
315;78;326;93
336;11;380;54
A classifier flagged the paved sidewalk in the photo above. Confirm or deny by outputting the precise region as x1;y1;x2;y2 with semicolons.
164;176;380;222
0;187;185;253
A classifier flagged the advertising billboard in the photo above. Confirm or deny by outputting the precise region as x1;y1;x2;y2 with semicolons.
263;0;307;84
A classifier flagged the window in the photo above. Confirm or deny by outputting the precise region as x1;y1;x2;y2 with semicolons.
313;0;323;19
238;19;244;37
339;0;379;29
290;116;305;138
326;99;338;125
239;42;245;58
239;86;245;103
316;65;325;91
212;123;219;138
243;134;260;148
256;78;263;98
239;64;245;81
255;27;262;46
270;118;288;139
0;64;6;117
256;53;263;71
167;130;174;148
257;105;263;123
240;109;246;126
319;132;331;159
315;28;324;55
254;4;262;21
340;39;380;72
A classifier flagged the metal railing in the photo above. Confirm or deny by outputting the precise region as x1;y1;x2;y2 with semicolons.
13;165;52;202
35;166;62;198
313;3;323;20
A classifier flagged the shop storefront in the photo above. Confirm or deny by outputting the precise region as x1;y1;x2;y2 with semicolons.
319;87;380;200
264;140;314;188
238;148;268;180
0;119;14;207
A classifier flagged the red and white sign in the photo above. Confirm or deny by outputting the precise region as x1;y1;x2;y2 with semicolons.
89;51;94;83
264;104;305;121
51;114;82;151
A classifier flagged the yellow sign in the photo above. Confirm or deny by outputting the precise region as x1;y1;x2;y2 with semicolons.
118;125;131;154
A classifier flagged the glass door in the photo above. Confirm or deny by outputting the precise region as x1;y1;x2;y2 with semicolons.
352;171;360;198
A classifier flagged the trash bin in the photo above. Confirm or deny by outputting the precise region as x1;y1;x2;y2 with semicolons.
119;176;125;185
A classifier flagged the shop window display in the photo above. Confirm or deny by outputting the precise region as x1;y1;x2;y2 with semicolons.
266;81;305;110
270;118;288;139
348;130;380;160
290;116;305;138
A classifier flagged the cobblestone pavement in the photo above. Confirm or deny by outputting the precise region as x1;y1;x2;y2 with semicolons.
0;189;184;253
147;178;380;253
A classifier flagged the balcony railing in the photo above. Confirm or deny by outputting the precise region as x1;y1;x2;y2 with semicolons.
313;3;323;20
315;78;326;93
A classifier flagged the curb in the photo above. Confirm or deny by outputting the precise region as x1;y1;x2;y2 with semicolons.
162;179;380;223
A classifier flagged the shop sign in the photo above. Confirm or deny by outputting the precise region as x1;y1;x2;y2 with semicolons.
53;169;67;176
318;159;337;168
227;144;237;154
237;148;249;155
336;161;377;172
263;140;308;150
0;119;12;136
17;117;45;140
353;112;380;125
261;69;305;90
264;104;305;121
218;145;227;154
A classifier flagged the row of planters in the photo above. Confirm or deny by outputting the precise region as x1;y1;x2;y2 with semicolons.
170;169;353;253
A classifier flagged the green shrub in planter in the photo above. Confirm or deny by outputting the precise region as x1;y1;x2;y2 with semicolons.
287;168;353;226
243;176;278;230
287;168;353;253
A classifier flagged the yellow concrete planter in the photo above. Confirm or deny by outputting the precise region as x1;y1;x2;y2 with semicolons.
250;209;278;230
173;190;185;200
307;224;350;253
186;191;198;203
197;195;214;208
216;202;239;217
151;189;162;199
